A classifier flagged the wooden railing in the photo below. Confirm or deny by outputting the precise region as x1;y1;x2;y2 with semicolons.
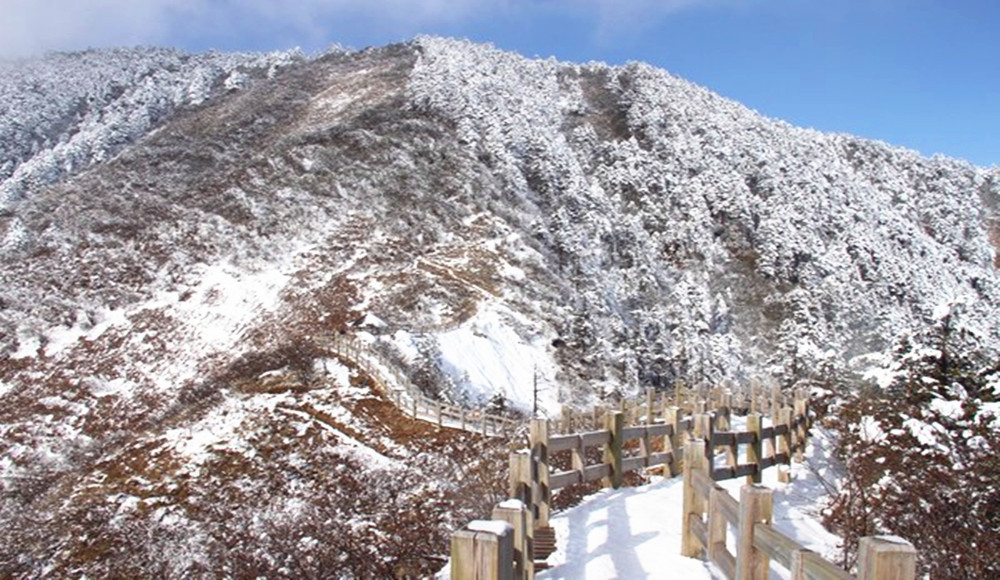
682;439;917;580
450;387;827;579
548;381;807;434
318;333;519;437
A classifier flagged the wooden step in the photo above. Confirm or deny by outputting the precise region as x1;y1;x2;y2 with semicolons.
533;526;557;561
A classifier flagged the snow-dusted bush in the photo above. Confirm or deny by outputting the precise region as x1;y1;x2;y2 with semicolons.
825;304;1000;577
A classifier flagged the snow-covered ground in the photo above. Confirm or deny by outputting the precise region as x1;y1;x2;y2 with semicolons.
537;428;843;579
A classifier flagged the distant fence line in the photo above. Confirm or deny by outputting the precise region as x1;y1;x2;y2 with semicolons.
317;333;519;437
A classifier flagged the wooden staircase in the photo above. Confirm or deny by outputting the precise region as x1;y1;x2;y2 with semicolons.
533;526;556;569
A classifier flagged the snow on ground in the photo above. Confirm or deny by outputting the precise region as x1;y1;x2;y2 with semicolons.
435;304;559;413
538;428;844;579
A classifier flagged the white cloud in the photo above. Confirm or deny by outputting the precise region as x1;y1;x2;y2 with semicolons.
0;0;728;57
0;0;493;56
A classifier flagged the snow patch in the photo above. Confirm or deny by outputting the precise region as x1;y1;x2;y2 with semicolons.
929;397;964;420
83;376;132;399
435;305;558;413
858;416;886;443
315;358;352;388
12;325;40;359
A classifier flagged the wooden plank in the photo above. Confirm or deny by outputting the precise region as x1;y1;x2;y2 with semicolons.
583;463;611;483
716;548;737;580
621;456;647;473
715;487;739;526
649;451;672;466
622;426;647;441
549;470;582;491
752;523;798;570
581;430;612;448
736;431;758;445
708;487;729;572
735;464;757;479
712;467;737;481
691;468;715;498
548;434;580;453
646;423;670;437
800;550;855;580
760;426;775;440
712;432;737;447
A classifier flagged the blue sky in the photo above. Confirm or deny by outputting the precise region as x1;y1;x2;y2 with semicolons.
3;0;996;166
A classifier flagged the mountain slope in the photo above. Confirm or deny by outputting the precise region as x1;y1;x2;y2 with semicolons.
0;37;997;576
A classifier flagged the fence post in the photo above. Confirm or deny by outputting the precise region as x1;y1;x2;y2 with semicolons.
681;439;708;557
603;411;624;489
793;392;808;462
746;414;763;484
645;387;655;424
777;406;792;483
718;392;732;431
571;435;585;481
665;406;682;477
693;413;714;479
493;500;534;580
736;484;772;580
509;451;532;506
857;536;917;580
450;521;514;580
530;418;551;528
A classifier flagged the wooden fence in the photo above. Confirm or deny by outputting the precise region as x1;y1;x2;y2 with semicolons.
318;333;519;437
450;386;853;579
682;439;916;580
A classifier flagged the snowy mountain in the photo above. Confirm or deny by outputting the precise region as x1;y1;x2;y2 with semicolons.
0;38;997;576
